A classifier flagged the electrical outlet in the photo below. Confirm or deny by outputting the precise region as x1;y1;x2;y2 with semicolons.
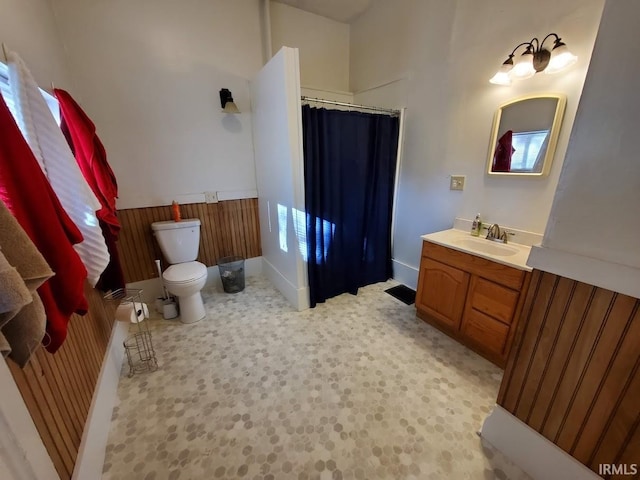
450;175;466;191
204;191;218;203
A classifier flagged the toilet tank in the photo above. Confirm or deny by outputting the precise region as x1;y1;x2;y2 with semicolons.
151;219;201;264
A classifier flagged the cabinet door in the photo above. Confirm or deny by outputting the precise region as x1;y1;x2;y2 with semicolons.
416;257;469;331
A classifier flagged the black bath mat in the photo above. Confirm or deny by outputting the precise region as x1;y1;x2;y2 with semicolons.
385;285;416;305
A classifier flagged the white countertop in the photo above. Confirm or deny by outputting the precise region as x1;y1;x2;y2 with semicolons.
421;228;533;271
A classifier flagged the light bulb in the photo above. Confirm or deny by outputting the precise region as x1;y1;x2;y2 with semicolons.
512;52;536;79
489;70;511;86
545;44;577;74
489;58;514;85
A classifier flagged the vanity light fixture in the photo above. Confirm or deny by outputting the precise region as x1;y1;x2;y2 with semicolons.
489;33;577;86
219;88;240;113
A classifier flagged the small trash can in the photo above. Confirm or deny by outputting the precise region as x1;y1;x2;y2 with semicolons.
217;256;245;293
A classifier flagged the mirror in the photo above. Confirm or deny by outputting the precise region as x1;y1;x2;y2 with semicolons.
487;94;566;176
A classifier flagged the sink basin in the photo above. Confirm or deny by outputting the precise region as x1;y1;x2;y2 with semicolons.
452;237;519;257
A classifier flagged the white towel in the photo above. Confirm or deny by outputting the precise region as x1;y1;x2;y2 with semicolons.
7;50;110;287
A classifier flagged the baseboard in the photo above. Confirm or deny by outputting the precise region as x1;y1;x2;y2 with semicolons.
71;321;128;480
262;257;309;311
127;257;264;303
481;405;600;480
0;358;59;480
391;258;419;290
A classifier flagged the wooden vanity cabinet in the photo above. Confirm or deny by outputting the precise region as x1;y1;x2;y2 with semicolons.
416;241;531;368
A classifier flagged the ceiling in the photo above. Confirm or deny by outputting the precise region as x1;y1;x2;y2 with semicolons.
272;0;373;23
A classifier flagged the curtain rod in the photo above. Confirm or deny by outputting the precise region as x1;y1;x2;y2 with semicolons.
301;96;400;115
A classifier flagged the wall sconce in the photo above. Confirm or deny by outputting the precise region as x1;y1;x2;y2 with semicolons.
490;33;577;86
219;88;240;113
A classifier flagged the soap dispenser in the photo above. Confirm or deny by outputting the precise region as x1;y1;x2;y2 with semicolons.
471;213;482;237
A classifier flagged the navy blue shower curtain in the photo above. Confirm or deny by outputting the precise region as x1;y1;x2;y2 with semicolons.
302;105;399;307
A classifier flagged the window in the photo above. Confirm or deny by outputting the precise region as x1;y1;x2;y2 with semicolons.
510;130;549;171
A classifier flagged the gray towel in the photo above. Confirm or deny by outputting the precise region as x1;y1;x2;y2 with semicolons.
0;331;10;358
0;199;53;290
2;293;46;367
0;248;32;328
0;199;53;365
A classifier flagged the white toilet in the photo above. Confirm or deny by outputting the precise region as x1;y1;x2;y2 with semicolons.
151;219;208;324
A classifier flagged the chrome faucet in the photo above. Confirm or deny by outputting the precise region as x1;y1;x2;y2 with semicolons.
487;223;507;243
486;223;501;241
486;223;509;243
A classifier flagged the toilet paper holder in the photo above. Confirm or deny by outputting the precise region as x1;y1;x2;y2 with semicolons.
104;288;158;377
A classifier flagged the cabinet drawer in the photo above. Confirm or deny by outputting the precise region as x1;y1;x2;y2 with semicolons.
461;309;510;356
421;241;524;290
468;277;519;325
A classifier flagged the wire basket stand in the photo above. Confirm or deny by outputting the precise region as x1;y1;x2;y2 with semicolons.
104;288;158;377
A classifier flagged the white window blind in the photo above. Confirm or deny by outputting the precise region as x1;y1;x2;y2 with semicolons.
0;61;19;120
0;61;60;125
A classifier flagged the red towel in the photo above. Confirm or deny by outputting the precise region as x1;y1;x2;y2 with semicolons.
492;130;515;173
54;88;124;291
0;95;88;352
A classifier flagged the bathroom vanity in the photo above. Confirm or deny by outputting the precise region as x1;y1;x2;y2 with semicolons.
416;229;532;368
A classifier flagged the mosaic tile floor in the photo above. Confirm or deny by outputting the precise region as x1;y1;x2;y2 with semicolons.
103;276;529;480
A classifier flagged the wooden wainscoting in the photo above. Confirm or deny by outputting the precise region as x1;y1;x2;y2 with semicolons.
498;270;640;479
117;199;261;283
7;283;115;480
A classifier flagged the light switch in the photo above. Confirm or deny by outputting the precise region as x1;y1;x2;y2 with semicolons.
450;175;465;191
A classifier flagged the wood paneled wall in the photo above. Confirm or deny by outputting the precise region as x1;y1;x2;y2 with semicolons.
7;283;115;480
117;199;261;283
498;270;640;479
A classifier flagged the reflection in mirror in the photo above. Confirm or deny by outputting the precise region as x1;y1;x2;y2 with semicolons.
487;94;566;176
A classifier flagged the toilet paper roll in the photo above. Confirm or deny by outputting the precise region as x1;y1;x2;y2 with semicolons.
115;302;149;323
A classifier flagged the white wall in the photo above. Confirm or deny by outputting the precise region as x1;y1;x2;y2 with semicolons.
251;47;309;310
528;0;640;299
270;1;350;94
349;0;412;94
0;0;70;88
353;79;408;111
50;0;264;209
300;87;353;105
350;0;605;285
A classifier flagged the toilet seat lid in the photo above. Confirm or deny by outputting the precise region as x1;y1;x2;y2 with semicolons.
163;262;207;283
